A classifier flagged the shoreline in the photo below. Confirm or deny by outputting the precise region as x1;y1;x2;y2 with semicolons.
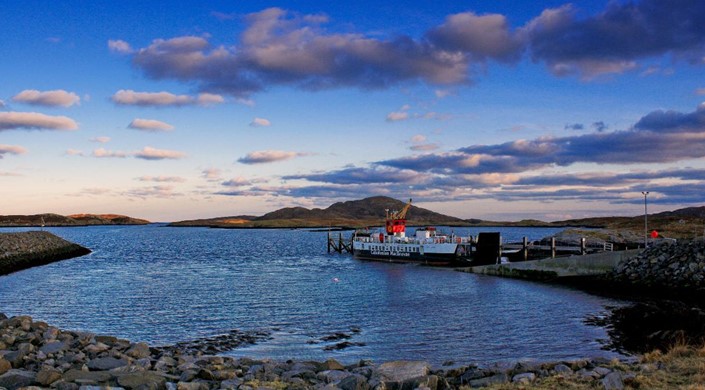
1;314;697;390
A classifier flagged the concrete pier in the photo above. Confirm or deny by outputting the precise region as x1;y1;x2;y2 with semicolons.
458;249;640;280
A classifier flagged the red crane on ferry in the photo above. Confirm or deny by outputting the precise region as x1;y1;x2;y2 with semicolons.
385;198;412;235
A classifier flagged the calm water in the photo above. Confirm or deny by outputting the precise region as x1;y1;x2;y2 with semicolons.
0;225;626;365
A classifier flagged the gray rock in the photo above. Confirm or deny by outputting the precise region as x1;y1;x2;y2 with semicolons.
468;373;507;388
512;372;536;384
553;364;572;374
176;382;208;390
219;378;242;390
87;357;129;371
116;372;167;390
602;371;624;390
57;382;81;390
0;369;37;390
36;368;62;386
376;360;430;383
318;370;350;383
337;374;369;390
125;343;151;359
79;386;126;390
40;341;68;355
594;367;612;376
62;369;114;383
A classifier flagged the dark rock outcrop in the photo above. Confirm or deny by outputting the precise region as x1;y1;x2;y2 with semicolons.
0;231;91;275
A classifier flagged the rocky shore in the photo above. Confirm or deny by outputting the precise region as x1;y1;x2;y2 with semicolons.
0;232;91;276
612;238;705;291
0;314;685;390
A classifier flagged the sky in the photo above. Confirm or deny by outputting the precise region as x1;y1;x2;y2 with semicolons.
1;0;705;222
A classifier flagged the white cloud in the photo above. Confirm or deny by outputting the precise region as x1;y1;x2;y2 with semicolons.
411;135;427;143
134;146;186;160
12;89;80;107
112;89;225;107
386;111;409;122
137;175;187;183
0;99;5;108
65;149;84;156
238;150;309;164
0;144;27;158
90;146;186;160
93;148;128;158
128;118;174;132
0;112;78;131
89;136;111;143
250;117;271;127
201;168;222;181
197;93;225;105
108;39;133;54
222;177;252;187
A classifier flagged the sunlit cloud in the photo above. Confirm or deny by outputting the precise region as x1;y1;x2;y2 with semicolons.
93;148;128;158
65;149;84;156
134;146;186;160
112;89;224;107
222;177;253;187
136;175;187;183
386;111;409;122
0;112;78;131
122;185;180;200
128;118;174;132
0;144;27;159
90;136;111;143
12;89;80;107
201;168;222;181
237;150;309;164
121;2;705;97
108;39;133;54
249;117;271;127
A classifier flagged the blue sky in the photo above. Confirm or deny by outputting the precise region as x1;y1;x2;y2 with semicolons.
1;0;705;222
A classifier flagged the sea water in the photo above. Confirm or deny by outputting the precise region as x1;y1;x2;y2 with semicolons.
0;225;626;365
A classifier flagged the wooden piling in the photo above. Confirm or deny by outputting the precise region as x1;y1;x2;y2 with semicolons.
551;237;556;258
580;237;586;255
522;236;528;261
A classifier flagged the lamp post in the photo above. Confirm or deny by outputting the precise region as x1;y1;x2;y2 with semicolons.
642;191;649;248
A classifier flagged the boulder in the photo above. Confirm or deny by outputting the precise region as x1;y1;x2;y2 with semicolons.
0;369;37;390
468;373;508;388
338;374;369;390
376;361;430;383
36;368;62;386
62;369;114;383
116;372;167;390
40;341;68;355
176;382;209;390
125;343;151;359
602;371;624;390
87;357;129;371
0;358;10;375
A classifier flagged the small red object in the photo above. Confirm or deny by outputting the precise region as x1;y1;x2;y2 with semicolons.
651;230;659;238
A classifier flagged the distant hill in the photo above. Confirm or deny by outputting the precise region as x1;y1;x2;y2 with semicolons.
169;197;705;239
0;213;150;227
170;196;468;228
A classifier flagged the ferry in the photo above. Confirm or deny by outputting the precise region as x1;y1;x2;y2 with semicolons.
351;199;475;266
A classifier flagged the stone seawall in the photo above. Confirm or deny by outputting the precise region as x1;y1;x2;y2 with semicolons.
0;231;91;276
612;238;705;291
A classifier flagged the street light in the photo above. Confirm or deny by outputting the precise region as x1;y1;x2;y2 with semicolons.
642;191;649;248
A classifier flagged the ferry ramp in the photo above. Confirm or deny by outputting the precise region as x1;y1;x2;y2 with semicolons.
457;249;640;280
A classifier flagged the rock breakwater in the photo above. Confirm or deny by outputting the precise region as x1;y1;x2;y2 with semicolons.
612;238;705;291
0;314;676;390
0;232;91;275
